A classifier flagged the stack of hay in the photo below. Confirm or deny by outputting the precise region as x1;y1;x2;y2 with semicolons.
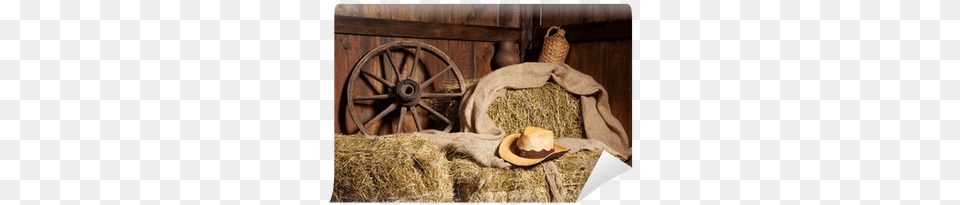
431;80;599;203
332;133;454;202
448;150;603;202
429;80;584;139
334;80;614;202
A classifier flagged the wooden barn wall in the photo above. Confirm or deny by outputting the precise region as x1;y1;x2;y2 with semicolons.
536;5;633;141
335;4;632;144
334;5;517;135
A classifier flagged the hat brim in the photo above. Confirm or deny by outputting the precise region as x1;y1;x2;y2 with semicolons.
498;134;570;166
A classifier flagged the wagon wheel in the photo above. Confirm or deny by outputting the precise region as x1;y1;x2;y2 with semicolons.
346;41;466;135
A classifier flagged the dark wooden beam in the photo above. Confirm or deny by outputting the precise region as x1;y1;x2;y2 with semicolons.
520;4;540;62
536;20;632;42
334;15;522;42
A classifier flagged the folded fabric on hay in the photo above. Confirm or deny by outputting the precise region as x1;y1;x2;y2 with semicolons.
461;62;631;157
421;62;631;168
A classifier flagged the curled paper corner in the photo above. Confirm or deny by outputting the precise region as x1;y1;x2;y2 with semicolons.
576;150;631;202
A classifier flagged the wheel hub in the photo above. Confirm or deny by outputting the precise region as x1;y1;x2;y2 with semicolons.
395;79;421;106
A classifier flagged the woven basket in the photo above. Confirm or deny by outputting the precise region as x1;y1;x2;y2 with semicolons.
538;26;570;63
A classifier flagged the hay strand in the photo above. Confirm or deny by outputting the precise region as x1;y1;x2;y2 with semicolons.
448;150;603;202
337;79;611;203
333;133;454;202
431;80;584;139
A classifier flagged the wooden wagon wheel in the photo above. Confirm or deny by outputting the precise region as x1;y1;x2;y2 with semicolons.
346;41;466;135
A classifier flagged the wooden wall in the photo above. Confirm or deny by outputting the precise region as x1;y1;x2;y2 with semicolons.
334;4;632;142
537;5;633;141
334;5;514;135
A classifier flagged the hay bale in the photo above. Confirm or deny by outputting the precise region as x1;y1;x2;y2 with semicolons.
333;133;454;202
448;150;603;202
449;157;550;202
554;150;604;202
431;80;584;139
427;79;619;202
428;79;479;132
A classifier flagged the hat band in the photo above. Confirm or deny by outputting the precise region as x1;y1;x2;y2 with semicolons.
519;148;554;158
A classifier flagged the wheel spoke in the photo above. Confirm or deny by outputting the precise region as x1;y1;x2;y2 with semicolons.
396;106;407;133
420;65;453;89
353;94;390;100
349;41;465;135
384;50;402;81
420;93;462;98
407;46;421;80
364;103;398;128
410;106;422;132
361;70;396;88
418;101;450;124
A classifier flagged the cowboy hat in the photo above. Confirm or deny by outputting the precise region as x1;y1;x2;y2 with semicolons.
498;126;570;166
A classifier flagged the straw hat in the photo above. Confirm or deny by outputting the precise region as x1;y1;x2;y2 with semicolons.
498;126;570;166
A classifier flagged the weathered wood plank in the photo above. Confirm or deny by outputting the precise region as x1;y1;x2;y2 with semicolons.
451;4;471;25
335;15;522;42
449;40;473;80
586;4;607;24
472;5;499;27
359;4;380;18
610;4;632;21
392;5;415;21
498;4;520;28
520;4;540;62
474;41;494;77
564;4;586;26
564;42;583;71
579;42;605;83
618;40;633;144
602;41;631;143
540;4;566;27
414;4;444;23
335;34;359;133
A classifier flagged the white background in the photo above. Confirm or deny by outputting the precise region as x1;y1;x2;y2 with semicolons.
1;0;958;204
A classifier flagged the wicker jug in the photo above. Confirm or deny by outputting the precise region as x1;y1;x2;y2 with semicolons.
538;26;569;63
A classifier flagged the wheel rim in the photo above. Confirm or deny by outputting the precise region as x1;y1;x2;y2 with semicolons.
346;41;466;135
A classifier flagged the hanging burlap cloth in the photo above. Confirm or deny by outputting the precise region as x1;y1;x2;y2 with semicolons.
419;62;631;168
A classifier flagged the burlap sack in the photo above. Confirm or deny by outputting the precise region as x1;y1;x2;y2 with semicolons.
421;62;631;168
